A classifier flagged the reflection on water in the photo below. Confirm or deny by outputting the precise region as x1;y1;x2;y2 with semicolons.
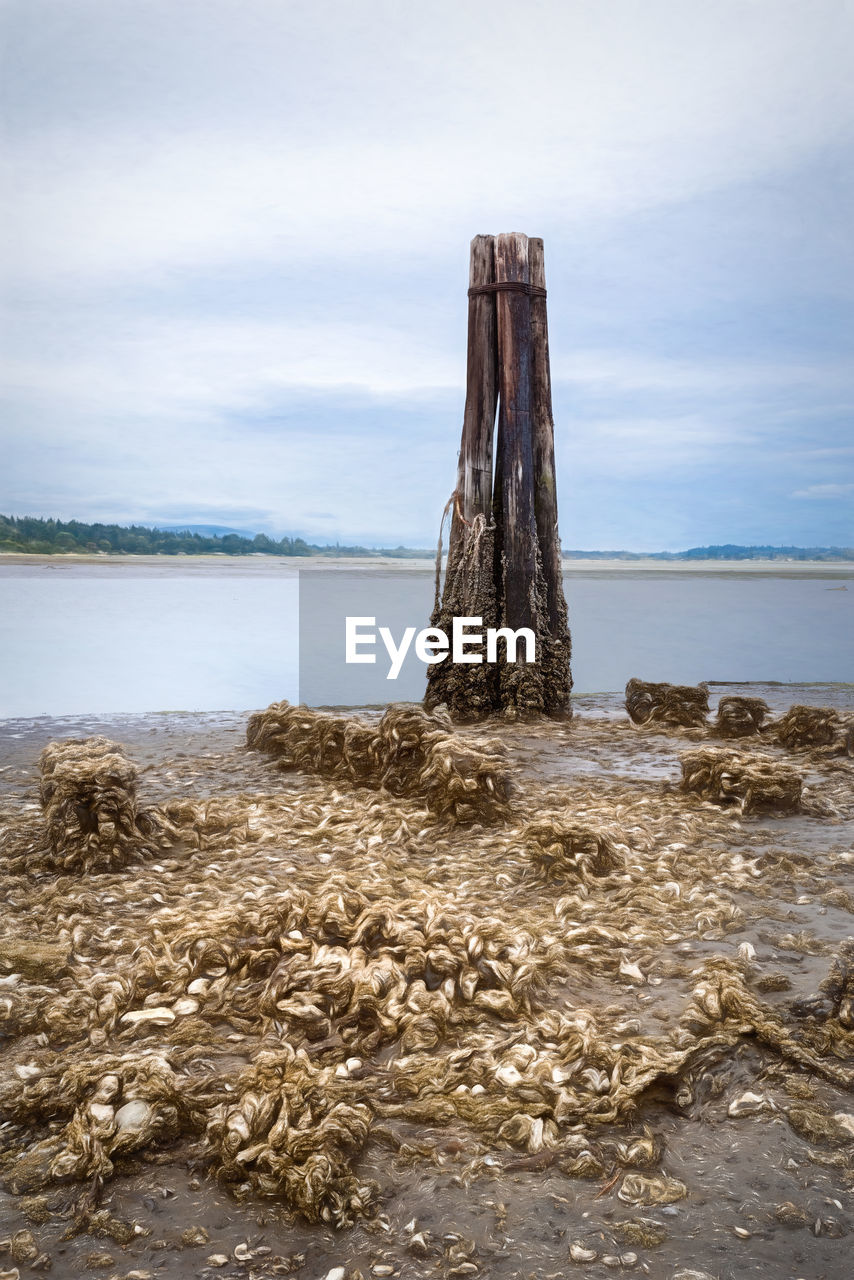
0;560;851;716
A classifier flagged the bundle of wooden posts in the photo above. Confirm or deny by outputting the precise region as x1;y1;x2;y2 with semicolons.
712;695;770;738
679;748;803;815
426;233;572;721
246;701;510;823
38;737;167;871
625;678;710;729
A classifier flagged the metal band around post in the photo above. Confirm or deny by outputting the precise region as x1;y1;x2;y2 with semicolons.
467;282;546;298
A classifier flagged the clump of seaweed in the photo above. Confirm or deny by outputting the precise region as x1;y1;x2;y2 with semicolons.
246;701;510;823
774;704;854;758
521;818;624;882
38;737;173;872
713;695;770;738
785;1105;854;1148
613;1218;668;1247
683;956;853;1088
791;939;854;1029
625;679;709;729
206;1045;376;1225
679;748;803;814
820;940;854;1030
776;705;841;750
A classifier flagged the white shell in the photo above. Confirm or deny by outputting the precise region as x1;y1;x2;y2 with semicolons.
569;1242;598;1262
120;1006;175;1026
727;1091;768;1117
495;1064;523;1087
114;1099;153;1134
619;958;645;983
172;997;199;1016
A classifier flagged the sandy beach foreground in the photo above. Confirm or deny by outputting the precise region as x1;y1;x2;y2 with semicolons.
1;686;853;1279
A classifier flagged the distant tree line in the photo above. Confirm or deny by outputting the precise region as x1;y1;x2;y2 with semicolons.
563;544;854;562
659;544;854;561
1;515;850;561
0;514;429;558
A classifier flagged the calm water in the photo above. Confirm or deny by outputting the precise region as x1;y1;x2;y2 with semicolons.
0;559;851;716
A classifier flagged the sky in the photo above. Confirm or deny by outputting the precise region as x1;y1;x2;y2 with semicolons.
1;0;853;551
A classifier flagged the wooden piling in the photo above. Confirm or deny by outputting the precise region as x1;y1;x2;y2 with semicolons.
530;237;572;713
450;235;499;562
494;232;539;637
426;232;572;720
529;238;561;634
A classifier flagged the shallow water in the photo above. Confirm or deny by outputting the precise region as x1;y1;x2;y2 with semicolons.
0;560;851;715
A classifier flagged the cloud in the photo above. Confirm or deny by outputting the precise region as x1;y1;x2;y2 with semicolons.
1;316;463;424
553;350;851;397
4;2;854;287
792;483;854;499
2;1;853;550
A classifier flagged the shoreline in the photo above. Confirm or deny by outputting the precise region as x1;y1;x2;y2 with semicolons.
2;551;853;574
2;684;852;731
3;683;852;789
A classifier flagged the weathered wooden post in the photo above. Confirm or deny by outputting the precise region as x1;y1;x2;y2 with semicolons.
427;233;572;719
449;234;498;559
529;237;573;714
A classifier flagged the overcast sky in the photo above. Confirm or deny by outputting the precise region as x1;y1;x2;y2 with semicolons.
2;0;853;549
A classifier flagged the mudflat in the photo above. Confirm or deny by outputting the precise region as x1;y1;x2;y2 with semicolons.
1;690;853;1279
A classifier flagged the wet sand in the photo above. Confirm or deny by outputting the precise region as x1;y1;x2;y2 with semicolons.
1;687;853;1280
2;553;853;577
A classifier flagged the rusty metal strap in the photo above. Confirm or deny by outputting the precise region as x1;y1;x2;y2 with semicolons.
467;282;546;298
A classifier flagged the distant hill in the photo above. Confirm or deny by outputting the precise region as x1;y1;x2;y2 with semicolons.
159;523;260;538
563;545;854;562
1;515;851;561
